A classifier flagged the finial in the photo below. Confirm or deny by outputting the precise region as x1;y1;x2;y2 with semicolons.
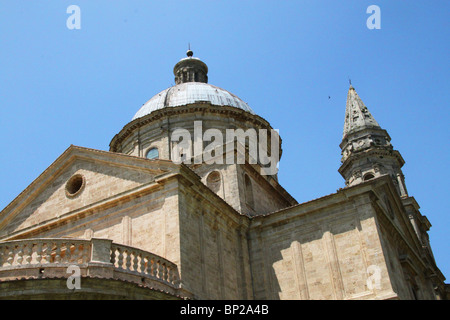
186;43;193;57
349;77;353;88
348;77;355;89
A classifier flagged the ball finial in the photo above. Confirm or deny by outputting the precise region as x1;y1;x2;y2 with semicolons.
186;49;193;57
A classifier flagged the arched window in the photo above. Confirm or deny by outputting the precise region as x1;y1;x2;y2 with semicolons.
363;173;375;181
206;171;221;194
244;174;255;209
146;147;159;159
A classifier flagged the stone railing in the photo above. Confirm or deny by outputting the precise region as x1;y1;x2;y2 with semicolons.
0;238;91;267
0;238;186;298
110;243;179;286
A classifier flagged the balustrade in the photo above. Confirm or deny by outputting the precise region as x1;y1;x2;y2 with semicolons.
0;239;90;267
110;244;179;286
0;238;180;288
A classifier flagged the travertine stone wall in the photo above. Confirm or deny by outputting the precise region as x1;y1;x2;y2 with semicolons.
0;145;441;300
202;164;241;212
0;158;156;238
176;175;252;300
247;192;397;300
246;181;439;300
374;205;437;300
110;105;292;215
237;165;293;216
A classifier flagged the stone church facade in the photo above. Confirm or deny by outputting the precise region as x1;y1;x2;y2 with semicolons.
0;51;447;300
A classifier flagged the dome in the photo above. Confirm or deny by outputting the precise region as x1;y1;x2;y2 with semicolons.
132;82;255;120
131;50;255;121
110;50;275;159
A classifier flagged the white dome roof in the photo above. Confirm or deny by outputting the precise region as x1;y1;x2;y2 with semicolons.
132;82;254;120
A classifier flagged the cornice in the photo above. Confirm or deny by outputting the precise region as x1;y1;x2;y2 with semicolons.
109;104;274;152
339;148;405;175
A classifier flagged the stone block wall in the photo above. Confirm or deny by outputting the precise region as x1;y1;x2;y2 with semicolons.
247;192;398;300
176;176;252;300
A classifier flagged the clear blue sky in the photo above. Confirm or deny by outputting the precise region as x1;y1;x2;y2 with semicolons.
1;1;449;282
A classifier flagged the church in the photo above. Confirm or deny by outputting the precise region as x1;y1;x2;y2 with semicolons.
0;50;447;300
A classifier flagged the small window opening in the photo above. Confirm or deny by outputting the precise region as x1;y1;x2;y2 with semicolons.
66;174;85;198
206;171;221;194
146;148;159;159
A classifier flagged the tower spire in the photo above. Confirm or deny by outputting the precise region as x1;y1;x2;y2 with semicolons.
343;85;380;139
338;85;408;197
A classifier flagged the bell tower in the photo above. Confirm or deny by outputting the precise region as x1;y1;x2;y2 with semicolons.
338;84;408;197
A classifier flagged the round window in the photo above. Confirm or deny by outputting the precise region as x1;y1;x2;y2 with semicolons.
65;174;85;198
146;148;159;159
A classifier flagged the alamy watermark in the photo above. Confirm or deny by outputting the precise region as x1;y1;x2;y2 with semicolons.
66;5;81;30
66;265;81;290
171;121;280;176
367;5;381;30
65;5;380;31
366;265;382;290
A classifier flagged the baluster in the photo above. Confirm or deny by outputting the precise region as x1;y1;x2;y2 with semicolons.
132;251;139;272
6;246;14;266
110;247;117;266
149;257;155;277
140;255;147;274
0;246;7;266
162;263;168;282
64;243;72;263
41;243;49;264
49;242;55;264
54;242;61;263
49;242;56;263
125;250;132;271
35;242;43;264
156;260;163;280
167;266;174;284
16;245;23;265
23;243;32;265
59;242;66;263
117;248;124;269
